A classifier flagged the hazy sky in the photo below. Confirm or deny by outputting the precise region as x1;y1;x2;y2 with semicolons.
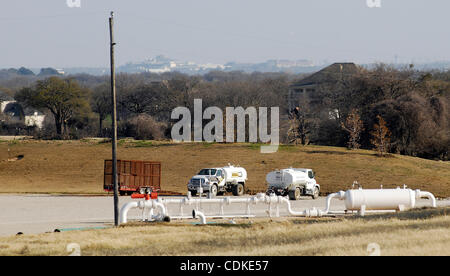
1;0;449;68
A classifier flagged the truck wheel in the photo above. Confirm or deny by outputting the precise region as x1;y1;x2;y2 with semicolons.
232;184;244;196
312;187;320;199
190;190;197;197
210;185;218;197
289;187;301;201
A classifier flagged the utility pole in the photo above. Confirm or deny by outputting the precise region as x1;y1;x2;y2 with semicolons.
109;11;119;227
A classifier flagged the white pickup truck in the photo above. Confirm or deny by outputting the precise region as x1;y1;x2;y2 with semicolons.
266;168;320;200
187;165;247;197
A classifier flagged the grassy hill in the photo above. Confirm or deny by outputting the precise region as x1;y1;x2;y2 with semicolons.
0;139;449;197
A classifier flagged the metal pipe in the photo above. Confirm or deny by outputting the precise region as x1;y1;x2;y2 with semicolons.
170;214;256;220
279;197;306;216
192;209;207;225
322;191;346;215
120;194;278;224
416;190;437;208
150;201;167;221
273;192;345;218
120;188;438;224
120;200;168;224
119;201;139;224
279;197;338;217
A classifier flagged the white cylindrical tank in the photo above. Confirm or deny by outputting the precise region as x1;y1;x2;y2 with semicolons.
344;189;416;211
222;165;247;183
266;168;307;187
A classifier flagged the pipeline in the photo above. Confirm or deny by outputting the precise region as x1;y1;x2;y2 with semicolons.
119;200;168;224
119;188;438;224
416;190;437;208
120;201;139;224
322;191;346;214
120;193;323;225
192;210;207;225
182;194;339;224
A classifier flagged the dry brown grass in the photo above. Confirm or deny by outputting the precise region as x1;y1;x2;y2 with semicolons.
0;208;449;256
0;139;449;197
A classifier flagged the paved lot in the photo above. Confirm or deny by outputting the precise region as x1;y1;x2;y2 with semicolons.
0;194;448;237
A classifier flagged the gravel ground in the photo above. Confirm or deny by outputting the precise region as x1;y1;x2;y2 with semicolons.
0;194;448;237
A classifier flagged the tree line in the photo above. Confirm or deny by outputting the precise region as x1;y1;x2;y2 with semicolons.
1;65;448;160
290;64;449;160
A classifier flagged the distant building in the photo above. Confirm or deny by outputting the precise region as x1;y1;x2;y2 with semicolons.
118;55;318;75
0;91;14;113
0;92;46;129
288;63;360;110
56;69;65;75
38;67;63;77
275;59;315;68
23;109;46;129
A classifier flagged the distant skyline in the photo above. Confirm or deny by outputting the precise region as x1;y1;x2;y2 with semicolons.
1;0;449;68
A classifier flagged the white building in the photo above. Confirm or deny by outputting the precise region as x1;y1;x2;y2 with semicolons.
0;91;46;129
0;101;15;113
24;110;46;129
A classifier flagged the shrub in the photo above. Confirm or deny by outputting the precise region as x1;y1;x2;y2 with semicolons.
120;114;167;140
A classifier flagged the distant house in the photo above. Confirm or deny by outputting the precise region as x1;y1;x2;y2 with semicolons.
0;91;46;129
23;108;46;129
2;102;23;121
0;91;15;114
288;63;360;110
37;67;63;77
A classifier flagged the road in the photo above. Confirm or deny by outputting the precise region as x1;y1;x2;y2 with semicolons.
0;194;448;237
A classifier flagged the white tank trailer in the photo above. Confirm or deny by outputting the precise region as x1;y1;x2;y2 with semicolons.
266;168;320;200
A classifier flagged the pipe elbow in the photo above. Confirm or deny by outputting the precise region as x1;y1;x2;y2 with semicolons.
192;210;207;224
322;191;345;215
282;197;307;216
416;190;437;208
152;201;167;221
119;201;139;224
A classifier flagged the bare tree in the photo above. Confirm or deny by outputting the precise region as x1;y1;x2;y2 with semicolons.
371;115;391;156
287;97;317;145
91;84;111;136
341;109;364;149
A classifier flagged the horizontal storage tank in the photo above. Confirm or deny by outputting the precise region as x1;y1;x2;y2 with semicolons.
344;189;416;211
266;169;307;188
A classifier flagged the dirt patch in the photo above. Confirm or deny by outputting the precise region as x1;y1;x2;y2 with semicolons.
7;155;24;162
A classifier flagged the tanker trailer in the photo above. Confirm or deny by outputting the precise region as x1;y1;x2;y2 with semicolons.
266;168;320;200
